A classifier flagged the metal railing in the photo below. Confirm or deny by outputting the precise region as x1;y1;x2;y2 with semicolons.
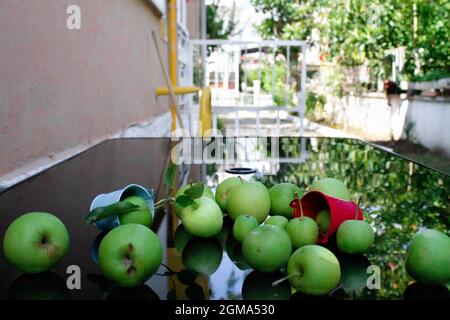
186;39;308;137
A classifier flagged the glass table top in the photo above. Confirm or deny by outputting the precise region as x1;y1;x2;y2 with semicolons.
0;137;448;300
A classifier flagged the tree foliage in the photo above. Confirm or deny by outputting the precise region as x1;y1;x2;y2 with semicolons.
207;0;239;40
251;0;450;80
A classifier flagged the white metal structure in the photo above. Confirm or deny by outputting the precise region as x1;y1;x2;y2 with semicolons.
186;39;308;137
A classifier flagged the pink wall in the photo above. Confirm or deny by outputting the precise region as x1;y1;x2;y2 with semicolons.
0;0;169;177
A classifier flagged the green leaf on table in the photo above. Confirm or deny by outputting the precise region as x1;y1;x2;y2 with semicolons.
165;163;177;190
175;195;195;208
184;183;204;199
84;201;140;225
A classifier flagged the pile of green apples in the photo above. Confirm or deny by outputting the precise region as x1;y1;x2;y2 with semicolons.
2;175;449;298
171;177;376;296
174;176;449;297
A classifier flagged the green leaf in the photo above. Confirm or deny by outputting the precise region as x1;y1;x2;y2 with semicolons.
167;289;177;300
177;269;198;285
185;283;205;300
175;195;195;208
184;183;204;199
165;163;177;190
84;201;140;225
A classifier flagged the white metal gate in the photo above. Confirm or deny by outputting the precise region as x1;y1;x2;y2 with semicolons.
186;39;308;137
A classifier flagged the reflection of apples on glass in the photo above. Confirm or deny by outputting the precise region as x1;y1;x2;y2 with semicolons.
403;282;450;300
3;212;69;273
105;285;160;300
8;271;70;300
181;237;223;276
337;253;375;299
242;271;291;300
214;215;234;249
225;234;251;270
174;224;194;254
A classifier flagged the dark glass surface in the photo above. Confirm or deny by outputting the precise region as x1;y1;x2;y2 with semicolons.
0;137;448;300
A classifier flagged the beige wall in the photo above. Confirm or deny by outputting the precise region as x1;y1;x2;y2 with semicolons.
186;0;200;38
0;0;171;178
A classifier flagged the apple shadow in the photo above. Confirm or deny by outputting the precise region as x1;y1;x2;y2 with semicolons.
105;285;160;300
8;271;70;300
403;282;450;300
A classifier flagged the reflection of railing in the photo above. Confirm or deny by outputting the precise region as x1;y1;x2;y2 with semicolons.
187;39;308;137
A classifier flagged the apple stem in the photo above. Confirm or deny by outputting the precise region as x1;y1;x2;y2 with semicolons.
238;176;244;184
154;197;175;210
355;197;361;220
160;263;176;275
272;272;302;287
295;192;304;217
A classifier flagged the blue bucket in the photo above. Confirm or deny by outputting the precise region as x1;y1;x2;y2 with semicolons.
89;184;155;231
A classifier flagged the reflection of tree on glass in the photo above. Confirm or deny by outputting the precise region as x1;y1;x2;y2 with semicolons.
257;137;449;299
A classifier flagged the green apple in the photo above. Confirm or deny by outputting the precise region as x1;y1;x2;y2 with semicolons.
309;178;351;200
174;224;194;253
232;215;259;242
98;224;162;287
287;245;341;295
181;196;223;238
8;271;70;300
215;177;244;211
119;196;153;227
174;184;215;217
405;229;450;285
3;212;69;273
315;209;331;234
242;271;291;300
269;183;302;218
242;225;292;272
182;237;223;276
336;220;375;254
226;181;271;223
286;217;319;249
265;216;289;229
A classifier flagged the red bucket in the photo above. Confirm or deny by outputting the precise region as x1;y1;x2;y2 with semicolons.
290;191;363;244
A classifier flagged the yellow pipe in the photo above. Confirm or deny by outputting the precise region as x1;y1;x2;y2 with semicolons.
156;86;201;96
168;0;177;132
199;87;212;137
